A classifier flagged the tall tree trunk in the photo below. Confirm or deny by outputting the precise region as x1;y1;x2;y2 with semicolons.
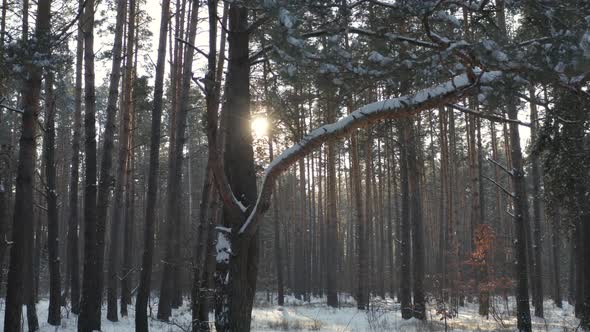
214;4;260;331
158;0;199;320
78;0;101;328
407;119;426;320
398;120;412;320
269;137;285;306
507;101;532;332
135;0;171;327
325;79;339;308
43;71;61;326
92;0;127;323
67;0;84;314
528;87;544;318
3;0;49;328
107;0;135;321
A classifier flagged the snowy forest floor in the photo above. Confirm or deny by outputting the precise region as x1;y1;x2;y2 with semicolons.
0;294;580;331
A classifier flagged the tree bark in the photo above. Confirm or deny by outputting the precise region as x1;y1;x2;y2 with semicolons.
398;120;412;320
4;0;49;329
507;101;532;332
135;0;171;327
528;87;544;318
407;118;426;320
78;0;101;328
158;0;200;320
66;0;84;314
107;0;135;321
213;4;260;331
43;71;61;326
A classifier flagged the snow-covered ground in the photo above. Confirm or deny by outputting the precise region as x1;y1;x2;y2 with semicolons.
0;294;580;331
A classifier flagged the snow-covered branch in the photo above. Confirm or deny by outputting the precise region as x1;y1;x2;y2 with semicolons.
238;70;502;236
0;97;23;114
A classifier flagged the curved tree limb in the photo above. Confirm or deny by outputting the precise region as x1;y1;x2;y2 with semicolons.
238;70;502;236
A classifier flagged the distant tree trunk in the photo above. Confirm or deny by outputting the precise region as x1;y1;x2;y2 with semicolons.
270;145;285;306
407;119;426;320
324;79;339;309
398;120;412;320
507;100;532;332
120;143;135;316
43;71;61;326
107;0;135;321
365;128;374;299
135;0;171;327
528;87;544;318
3;0;49;329
550;207;562;308
67;0;83;314
350;115;367;309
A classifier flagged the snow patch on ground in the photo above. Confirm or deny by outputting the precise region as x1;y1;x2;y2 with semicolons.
0;295;579;331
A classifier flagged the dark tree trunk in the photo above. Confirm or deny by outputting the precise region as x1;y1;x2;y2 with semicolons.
43;71;61;326
135;0;171;327
78;0;101;328
67;0;83;314
107;0;135;321
4;0;49;328
214;4;260;331
398;120;412;320
407;119;426;320
507;101;532;332
94;0;127;323
529;88;544;318
550;207;562;308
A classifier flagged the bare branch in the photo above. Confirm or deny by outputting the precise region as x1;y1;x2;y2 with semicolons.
482;175;515;198
486;157;513;176
447;103;531;127
0;97;23;114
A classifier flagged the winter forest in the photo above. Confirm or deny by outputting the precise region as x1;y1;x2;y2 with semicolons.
0;0;589;331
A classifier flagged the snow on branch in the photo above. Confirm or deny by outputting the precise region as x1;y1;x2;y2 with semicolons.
238;70;502;236
0;97;24;114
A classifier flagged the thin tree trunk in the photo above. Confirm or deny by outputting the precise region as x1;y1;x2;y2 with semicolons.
528;87;544;318
158;0;200;319
135;0;171;327
550;207;562;308
398;120;412;320
67;0;84;314
43;71;61;326
407;119;426;320
507;100;532;332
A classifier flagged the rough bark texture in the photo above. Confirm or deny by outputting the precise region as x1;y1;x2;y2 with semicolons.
4;0;49;329
78;0;100;328
214;4;259;331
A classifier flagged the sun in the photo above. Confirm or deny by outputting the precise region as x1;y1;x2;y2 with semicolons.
251;116;269;137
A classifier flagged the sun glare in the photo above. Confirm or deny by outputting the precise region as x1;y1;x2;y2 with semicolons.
251;117;269;137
